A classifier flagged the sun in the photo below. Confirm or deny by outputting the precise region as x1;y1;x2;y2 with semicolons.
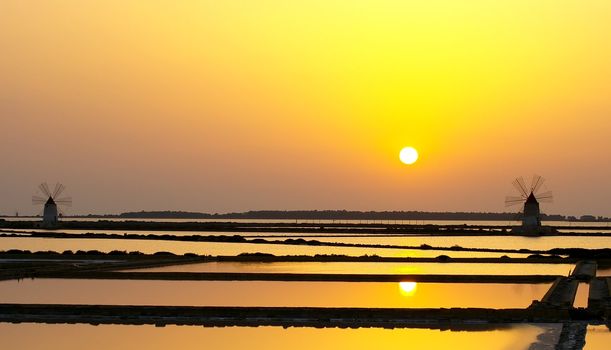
399;281;417;295
399;147;419;165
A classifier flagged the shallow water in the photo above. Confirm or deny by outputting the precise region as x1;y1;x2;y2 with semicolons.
268;235;611;251
0;323;551;350
0;279;549;308
573;283;590;308
596;267;611;276
5;228;609;252
125;261;573;276
0;236;520;258
585;325;611;349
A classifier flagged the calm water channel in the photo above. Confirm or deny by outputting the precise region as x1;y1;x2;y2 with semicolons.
125;261;573;276
0;279;549;308
0;323;568;350
0;323;607;349
0;236;521;257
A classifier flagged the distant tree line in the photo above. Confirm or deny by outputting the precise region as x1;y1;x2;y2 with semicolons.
71;210;610;222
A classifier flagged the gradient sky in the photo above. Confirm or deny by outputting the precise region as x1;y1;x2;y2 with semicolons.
1;1;610;216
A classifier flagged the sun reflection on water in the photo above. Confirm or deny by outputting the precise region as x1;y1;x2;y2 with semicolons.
399;281;417;296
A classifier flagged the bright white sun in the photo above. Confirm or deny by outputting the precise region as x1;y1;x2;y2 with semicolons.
399;147;419;165
399;281;417;295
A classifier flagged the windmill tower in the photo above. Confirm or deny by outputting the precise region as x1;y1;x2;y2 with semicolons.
505;175;553;234
32;183;72;227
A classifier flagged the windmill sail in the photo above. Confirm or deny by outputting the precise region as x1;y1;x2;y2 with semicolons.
506;175;553;205
32;182;72;226
505;175;553;232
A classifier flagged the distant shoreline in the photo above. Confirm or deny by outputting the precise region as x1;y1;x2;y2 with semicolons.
2;210;609;222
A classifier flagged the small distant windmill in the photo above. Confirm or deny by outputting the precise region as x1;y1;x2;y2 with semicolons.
32;183;72;227
505;175;553;232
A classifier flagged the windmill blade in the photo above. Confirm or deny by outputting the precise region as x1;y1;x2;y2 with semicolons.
52;183;61;198
505;196;524;207
55;197;73;207
52;183;66;199
531;175;545;194
39;182;52;197
536;191;553;203
32;195;47;204
511;177;529;197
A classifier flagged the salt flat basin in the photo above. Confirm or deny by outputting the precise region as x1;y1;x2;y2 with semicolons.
573;282;590;308
5;229;611;250
0;237;521;258
0;279;549;308
2;323;605;349
123;261;573;276
0;323;557;350
264;235;611;251
597;267;611;276
585;325;611;350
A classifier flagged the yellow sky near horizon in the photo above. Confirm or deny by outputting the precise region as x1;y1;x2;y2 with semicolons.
1;1;610;215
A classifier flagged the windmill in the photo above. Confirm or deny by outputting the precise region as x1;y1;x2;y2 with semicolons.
505;175;553;232
32;183;72;227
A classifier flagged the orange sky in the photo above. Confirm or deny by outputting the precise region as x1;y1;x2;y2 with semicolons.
1;1;610;216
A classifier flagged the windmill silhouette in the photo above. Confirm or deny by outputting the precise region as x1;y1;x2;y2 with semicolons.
32;183;72;227
505;175;553;231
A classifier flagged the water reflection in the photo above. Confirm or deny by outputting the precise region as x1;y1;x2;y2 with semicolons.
399;281;417;296
596;267;611;277
0;279;549;308
281;235;611;251
0;237;517;258
0;323;553;350
585;325;611;350
124;261;573;276
9;228;609;250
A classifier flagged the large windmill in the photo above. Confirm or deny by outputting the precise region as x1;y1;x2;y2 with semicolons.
505;175;553;233
32;183;72;227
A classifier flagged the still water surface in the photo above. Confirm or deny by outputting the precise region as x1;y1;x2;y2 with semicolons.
0;323;556;350
0;279;549;308
0;323;607;349
270;235;611;251
0;237;519;258
596;267;611;276
585;325;611;349
5;229;609;251
126;261;573;276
